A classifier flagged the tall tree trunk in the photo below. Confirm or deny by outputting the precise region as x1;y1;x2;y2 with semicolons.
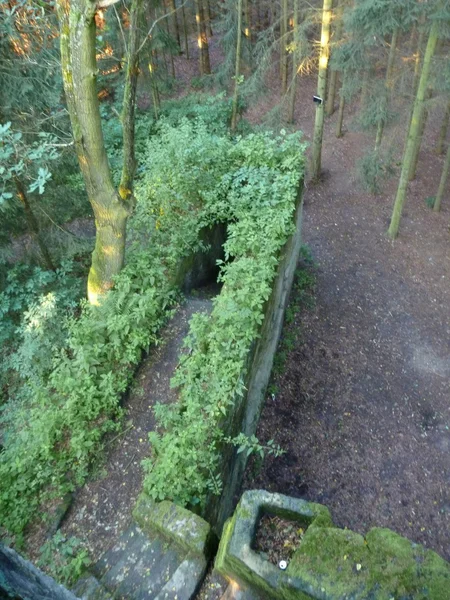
120;0;143;203
182;0;190;58
336;87;345;138
388;21;439;239
149;57;160;119
436;100;450;155
280;0;289;94
375;27;399;150
310;0;332;181
244;0;251;41
433;141;450;212
288;0;300;124
231;0;243;133
195;0;211;74
205;0;213;37
169;0;181;51
409;90;431;181
57;0;131;304
360;69;370;108
325;0;343;117
14;177;55;271
164;9;176;78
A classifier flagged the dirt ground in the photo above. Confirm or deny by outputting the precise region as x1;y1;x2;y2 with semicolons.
243;73;450;561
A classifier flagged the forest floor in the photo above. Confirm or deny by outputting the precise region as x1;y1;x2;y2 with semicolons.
242;74;450;561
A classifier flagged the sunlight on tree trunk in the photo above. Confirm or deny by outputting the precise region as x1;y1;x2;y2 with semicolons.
311;0;332;181
326;0;343;117
387;21;438;239
57;0;132;304
195;0;211;74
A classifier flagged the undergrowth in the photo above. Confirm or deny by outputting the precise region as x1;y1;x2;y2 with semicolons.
0;108;305;536
140;121;307;508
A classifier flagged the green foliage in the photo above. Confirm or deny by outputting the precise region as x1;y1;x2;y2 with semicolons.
0;108;305;536
0;122;59;207
356;148;396;194
37;531;91;586
140;121;306;508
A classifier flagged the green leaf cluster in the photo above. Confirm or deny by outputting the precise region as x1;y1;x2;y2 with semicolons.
0;112;305;536
140;121;306;508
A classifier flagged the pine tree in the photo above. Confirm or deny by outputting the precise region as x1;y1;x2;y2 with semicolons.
311;0;333;181
387;18;439;239
433;141;450;212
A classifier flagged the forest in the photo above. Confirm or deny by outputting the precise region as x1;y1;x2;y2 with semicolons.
1;0;450;595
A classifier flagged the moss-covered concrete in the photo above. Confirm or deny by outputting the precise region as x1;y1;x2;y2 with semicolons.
216;490;450;600
133;492;217;558
205;185;304;533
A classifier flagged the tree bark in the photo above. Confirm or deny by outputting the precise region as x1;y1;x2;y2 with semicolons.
195;0;211;74
244;0;251;41
119;0;143;204
336;88;345;138
375;27;399;150
231;0;243;133
388;21;439;239
14;177;55;271
409;91;431;181
182;0;190;59
57;0;131;304
288;0;300;124
433;141;450;212
310;0;332;181
169;0;181;51
280;0;289;95
436;100;450;155
205;0;213;37
325;0;343;117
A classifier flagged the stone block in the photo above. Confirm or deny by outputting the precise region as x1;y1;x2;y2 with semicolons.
133;493;217;558
216;490;450;600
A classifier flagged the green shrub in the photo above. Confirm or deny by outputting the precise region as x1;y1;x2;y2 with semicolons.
141;123;307;508
0;116;305;535
37;532;91;586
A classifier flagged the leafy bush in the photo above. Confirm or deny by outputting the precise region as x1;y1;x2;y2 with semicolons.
37;532;91;586
0;114;305;536
140;122;306;508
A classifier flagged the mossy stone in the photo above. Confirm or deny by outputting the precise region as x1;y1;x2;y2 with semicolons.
133;492;216;558
215;491;450;600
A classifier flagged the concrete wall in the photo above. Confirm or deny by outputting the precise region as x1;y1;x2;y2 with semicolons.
204;186;304;534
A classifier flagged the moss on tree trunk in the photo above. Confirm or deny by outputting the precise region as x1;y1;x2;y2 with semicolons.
57;0;132;304
387;21;438;239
